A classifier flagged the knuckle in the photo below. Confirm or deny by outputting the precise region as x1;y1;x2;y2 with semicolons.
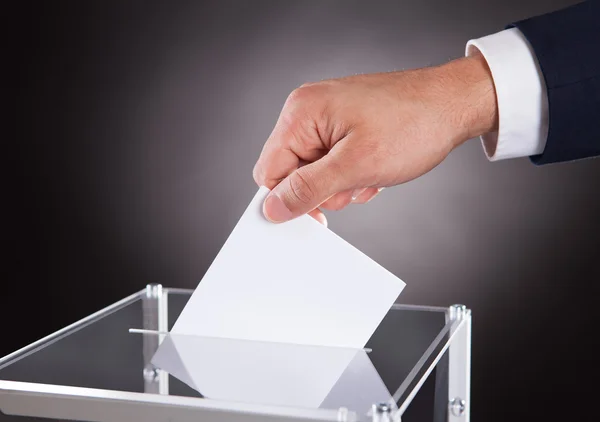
286;83;317;106
281;82;329;131
281;90;309;129
288;170;316;205
286;87;305;106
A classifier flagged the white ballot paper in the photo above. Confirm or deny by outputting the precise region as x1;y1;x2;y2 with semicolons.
152;186;405;409
170;186;405;348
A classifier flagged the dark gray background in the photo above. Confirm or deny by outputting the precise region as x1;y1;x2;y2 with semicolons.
5;1;599;421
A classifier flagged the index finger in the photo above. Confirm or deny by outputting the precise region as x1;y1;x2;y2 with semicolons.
253;121;327;189
253;125;300;189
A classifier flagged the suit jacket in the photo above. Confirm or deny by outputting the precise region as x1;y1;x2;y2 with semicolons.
510;0;600;164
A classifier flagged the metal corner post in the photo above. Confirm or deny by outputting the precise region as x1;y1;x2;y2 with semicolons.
142;283;169;395
372;402;401;422
446;305;471;422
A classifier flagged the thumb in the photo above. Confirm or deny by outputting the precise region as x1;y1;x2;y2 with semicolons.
263;154;352;223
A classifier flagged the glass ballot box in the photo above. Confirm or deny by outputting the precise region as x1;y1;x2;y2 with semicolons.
0;285;471;422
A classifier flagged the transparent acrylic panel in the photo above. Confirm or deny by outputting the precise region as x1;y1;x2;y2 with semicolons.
0;292;146;393
0;288;457;421
139;331;391;416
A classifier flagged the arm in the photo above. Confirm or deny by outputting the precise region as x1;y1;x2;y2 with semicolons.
253;2;599;224
253;54;498;224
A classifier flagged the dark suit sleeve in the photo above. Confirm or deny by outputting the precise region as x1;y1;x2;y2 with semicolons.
508;0;600;165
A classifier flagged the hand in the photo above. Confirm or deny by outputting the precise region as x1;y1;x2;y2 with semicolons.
253;53;498;225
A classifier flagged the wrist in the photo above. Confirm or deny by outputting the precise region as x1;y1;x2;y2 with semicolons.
441;54;499;147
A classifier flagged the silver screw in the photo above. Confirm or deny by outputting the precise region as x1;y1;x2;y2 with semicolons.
449;397;465;417
145;283;163;299
449;304;467;321
372;402;395;422
337;407;349;422
376;402;391;413
143;367;159;382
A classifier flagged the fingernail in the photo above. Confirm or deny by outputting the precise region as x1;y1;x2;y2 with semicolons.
365;187;385;204
263;194;293;223
312;212;328;227
351;188;366;202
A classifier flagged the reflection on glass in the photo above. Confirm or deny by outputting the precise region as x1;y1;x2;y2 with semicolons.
149;333;391;413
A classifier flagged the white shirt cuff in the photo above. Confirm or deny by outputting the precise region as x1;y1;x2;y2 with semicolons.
466;28;549;161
